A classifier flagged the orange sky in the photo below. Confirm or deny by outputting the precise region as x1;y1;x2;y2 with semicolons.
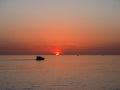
0;0;120;54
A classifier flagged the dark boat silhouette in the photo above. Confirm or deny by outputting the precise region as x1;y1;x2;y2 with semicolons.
36;56;45;61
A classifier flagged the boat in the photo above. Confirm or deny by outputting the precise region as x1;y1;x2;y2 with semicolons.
36;56;45;61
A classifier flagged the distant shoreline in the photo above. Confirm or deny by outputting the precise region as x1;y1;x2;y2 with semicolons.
0;54;120;55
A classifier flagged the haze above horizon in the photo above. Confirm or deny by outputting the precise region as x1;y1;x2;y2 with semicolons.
0;0;120;55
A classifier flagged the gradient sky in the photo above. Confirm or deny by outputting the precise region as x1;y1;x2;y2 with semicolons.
0;0;120;55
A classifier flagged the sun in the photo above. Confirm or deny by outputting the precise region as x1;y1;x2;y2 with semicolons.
56;52;60;56
53;48;62;55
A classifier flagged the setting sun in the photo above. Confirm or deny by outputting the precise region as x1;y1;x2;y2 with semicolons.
56;52;60;55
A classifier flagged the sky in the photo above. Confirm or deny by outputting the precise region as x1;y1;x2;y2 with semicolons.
0;0;120;55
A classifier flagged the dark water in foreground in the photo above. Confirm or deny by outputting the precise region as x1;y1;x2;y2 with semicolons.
0;55;120;90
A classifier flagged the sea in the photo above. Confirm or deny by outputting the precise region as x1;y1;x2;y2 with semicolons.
0;55;120;90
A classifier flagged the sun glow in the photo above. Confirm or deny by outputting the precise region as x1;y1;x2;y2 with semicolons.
56;52;60;55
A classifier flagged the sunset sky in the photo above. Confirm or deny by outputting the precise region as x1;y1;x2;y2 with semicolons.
0;0;120;55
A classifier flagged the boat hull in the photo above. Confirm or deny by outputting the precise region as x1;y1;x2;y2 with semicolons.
36;56;45;61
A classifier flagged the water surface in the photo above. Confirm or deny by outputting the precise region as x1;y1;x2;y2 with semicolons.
0;55;120;90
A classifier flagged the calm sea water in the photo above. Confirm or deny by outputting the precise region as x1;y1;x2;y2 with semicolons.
0;55;120;90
